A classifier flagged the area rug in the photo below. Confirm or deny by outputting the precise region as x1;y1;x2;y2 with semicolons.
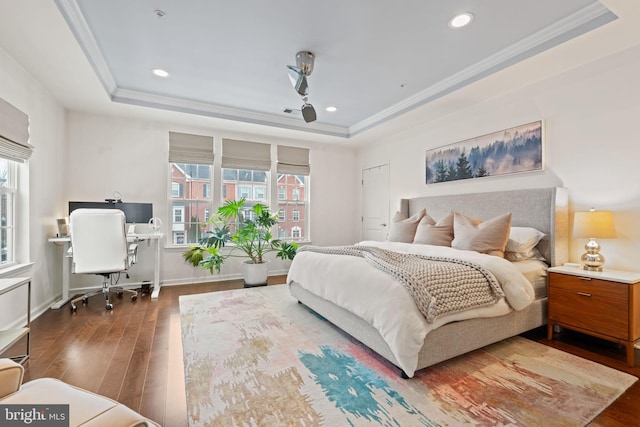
179;285;636;426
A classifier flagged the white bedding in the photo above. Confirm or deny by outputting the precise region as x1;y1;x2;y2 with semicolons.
286;241;536;377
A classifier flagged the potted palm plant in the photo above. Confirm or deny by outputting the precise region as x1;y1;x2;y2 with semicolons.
182;198;298;286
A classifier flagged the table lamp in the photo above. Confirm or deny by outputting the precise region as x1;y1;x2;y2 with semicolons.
572;208;616;271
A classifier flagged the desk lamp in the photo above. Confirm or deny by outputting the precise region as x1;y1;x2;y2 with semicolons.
573;208;616;271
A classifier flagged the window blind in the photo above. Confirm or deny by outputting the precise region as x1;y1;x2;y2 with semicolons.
277;145;310;175
168;132;214;164
221;139;271;171
0;97;33;162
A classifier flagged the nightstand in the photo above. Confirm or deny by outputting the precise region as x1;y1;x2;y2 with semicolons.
547;265;640;366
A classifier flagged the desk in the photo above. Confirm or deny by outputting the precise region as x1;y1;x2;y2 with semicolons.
48;233;163;309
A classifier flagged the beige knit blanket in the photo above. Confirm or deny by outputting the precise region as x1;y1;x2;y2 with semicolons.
299;245;505;323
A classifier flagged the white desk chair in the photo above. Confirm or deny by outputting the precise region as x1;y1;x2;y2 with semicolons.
69;208;138;312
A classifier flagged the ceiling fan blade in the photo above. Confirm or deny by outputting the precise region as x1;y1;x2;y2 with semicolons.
287;65;308;96
301;103;316;123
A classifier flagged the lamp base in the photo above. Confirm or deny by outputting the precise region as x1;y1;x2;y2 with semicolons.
580;238;605;272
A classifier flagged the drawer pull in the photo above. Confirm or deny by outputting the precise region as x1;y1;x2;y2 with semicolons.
579;277;592;281
577;292;592;297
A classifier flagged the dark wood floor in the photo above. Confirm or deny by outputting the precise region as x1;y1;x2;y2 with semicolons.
3;278;640;426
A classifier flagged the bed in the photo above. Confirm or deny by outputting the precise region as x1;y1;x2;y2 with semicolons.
288;187;569;377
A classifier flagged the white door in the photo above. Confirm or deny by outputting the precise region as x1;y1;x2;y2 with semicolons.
362;163;389;241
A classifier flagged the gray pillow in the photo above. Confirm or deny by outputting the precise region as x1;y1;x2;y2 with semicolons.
387;209;425;243
452;212;512;257
413;211;454;246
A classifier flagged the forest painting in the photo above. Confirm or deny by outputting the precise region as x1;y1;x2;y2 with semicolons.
425;120;543;184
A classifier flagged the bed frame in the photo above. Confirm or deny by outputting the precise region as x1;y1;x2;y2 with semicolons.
290;187;569;377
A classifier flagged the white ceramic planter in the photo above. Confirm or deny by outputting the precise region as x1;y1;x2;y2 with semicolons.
242;259;270;287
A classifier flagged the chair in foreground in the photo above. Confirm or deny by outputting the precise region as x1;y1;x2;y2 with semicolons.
0;358;160;426
69;208;138;312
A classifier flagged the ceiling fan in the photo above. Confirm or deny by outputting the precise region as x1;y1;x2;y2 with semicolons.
287;51;316;123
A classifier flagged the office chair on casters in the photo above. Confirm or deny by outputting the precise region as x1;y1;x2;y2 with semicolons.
69;208;138;312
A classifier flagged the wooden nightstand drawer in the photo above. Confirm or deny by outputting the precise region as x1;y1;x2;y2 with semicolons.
548;287;628;339
548;272;627;300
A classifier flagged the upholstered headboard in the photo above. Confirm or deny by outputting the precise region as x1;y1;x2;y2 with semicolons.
400;187;569;266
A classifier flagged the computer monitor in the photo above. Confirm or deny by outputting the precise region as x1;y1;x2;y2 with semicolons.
69;201;153;224
118;203;153;224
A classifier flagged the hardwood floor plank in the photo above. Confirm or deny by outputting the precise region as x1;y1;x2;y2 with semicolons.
139;300;173;425
98;313;146;401
165;312;188;427
118;300;158;411
12;276;637;427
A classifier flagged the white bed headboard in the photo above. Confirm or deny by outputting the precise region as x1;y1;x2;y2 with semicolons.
400;187;569;266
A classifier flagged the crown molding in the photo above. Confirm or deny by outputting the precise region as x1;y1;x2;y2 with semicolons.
112;88;350;138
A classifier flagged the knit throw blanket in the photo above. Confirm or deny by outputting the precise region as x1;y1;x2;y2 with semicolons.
298;245;505;323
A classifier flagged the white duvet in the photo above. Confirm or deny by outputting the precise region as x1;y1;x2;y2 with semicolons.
286;241;535;377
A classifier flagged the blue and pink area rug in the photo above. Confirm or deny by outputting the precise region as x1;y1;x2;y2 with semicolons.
179;285;635;426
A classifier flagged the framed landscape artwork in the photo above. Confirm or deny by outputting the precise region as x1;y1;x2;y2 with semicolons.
425;120;543;184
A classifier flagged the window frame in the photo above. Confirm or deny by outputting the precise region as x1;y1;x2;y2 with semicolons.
0;158;17;267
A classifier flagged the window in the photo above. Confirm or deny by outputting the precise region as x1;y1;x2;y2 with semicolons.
168;132;214;246
238;185;251;199
254;186;266;200
0;158;15;265
167;136;312;246
170;162;212;245
0;98;33;267
174;231;185;245
173;206;184;223
277;174;308;241
222;168;269;205
276;145;310;242
171;182;182;197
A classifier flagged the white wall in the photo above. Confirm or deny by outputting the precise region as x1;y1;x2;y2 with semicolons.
356;43;640;272
63;112;359;289
0;46;66;327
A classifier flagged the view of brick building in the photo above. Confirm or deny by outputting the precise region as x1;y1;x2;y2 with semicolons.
171;164;307;244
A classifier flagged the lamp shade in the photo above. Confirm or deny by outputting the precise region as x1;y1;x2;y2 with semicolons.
573;210;616;239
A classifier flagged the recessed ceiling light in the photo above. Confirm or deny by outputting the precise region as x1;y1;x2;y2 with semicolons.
449;12;474;28
326;106;337;112
152;68;169;78
154;9;166;18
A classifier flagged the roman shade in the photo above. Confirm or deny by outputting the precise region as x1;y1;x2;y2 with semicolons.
0;98;33;162
277;145;310;175
168;132;214;164
222;139;271;171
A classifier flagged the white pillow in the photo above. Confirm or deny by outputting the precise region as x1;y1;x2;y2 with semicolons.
505;227;546;261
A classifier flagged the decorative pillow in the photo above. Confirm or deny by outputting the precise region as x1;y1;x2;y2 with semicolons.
387;209;425;243
413;211;454;246
451;212;512;257
506;226;545;252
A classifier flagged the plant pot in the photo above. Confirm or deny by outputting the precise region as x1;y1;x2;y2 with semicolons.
242;260;270;287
